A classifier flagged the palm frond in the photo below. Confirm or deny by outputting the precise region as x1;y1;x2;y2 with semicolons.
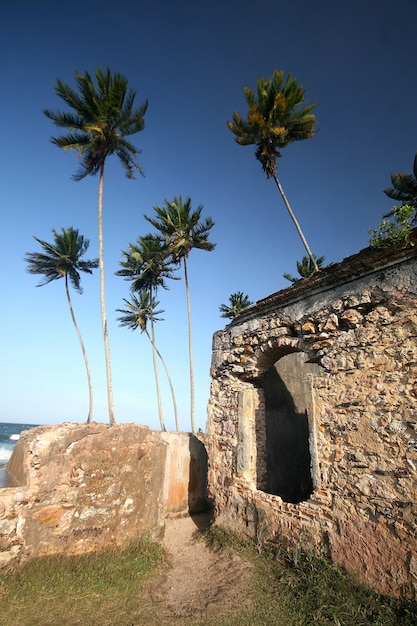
44;67;147;180
219;291;253;319
228;69;317;178
383;152;417;210
25;227;98;293
116;292;164;332
145;196;216;262
116;234;177;293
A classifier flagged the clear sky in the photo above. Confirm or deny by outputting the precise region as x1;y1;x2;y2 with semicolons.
1;0;416;430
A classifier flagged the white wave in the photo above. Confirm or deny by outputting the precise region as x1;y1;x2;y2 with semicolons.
0;445;12;463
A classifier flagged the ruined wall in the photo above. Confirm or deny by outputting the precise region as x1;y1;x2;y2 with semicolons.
0;423;207;568
206;242;417;599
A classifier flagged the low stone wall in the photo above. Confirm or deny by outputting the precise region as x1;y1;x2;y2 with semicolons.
0;423;208;568
206;242;417;599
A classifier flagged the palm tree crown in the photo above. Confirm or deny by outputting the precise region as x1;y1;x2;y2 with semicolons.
25;227;98;290
116;234;178;432
145;196;215;262
117;291;163;333
384;152;417;214
283;254;325;283
44;67;148;425
116;290;179;432
228;70;319;272
145;196;215;434
116;234;176;293
228;70;317;179
25;227;98;422
219;292;253;319
44;67;148;180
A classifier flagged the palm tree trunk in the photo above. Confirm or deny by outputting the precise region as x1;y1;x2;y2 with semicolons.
145;329;179;432
272;173;319;272
65;275;94;423
149;288;165;431
98;163;116;425
183;257;195;434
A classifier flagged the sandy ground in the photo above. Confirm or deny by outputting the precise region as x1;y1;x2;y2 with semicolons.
148;512;254;623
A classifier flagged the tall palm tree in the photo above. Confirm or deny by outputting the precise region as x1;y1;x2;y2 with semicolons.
228;70;319;271
116;234;177;431
145;196;216;434
25;227;98;423
44;67;148;425
384;152;417;217
219;292;253;319
116;291;179;432
283;254;325;283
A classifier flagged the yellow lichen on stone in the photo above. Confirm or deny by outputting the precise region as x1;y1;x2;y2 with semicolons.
32;505;63;527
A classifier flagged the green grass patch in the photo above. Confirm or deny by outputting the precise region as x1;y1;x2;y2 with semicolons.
204;526;417;626
0;535;163;626
0;526;416;625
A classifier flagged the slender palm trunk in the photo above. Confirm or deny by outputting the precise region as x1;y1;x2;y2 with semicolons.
145;328;179;432
149;287;165;431
272;173;319;272
64;275;94;423
183;256;195;434
98;163;116;425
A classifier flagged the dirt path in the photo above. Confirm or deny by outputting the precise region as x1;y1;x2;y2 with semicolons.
148;512;254;623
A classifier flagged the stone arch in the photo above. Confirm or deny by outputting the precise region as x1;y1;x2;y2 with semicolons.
234;337;323;502
253;336;301;380
238;341;323;504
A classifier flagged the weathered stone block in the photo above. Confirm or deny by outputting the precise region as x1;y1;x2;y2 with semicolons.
1;424;209;568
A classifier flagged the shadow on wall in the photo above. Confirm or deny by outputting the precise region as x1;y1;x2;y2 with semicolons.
188;435;212;515
161;431;211;518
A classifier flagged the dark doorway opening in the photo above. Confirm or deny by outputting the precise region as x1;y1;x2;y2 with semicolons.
261;353;315;504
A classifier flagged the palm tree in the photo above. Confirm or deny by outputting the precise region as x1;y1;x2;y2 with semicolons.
384;152;417;217
283;254;325;284
44;67;148;425
116;234;177;431
116;291;179;432
219;292;253;319
145;196;216;434
25;227;98;423
228;70;319;271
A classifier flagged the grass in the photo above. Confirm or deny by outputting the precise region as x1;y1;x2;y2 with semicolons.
204;526;417;626
0;527;416;626
0;535;164;626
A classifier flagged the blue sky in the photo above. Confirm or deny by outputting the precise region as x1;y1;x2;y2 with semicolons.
1;0;416;430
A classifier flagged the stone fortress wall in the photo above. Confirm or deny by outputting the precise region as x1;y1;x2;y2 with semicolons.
206;241;417;599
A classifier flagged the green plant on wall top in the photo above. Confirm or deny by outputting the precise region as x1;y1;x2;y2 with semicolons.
283;254;325;283
219;292;253;319
369;204;415;249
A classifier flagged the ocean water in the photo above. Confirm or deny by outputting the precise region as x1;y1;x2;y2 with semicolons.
0;422;38;465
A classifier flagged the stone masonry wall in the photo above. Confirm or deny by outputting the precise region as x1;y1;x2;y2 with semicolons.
206;242;417;599
0;423;208;568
